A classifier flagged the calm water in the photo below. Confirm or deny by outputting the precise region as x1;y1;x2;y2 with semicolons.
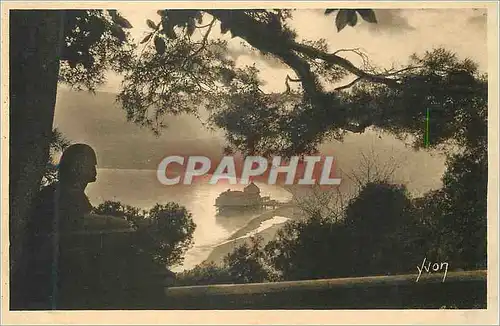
85;157;443;271
86;168;292;271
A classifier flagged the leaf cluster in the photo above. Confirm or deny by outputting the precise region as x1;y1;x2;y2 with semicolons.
92;200;196;266
41;128;71;187
58;9;136;91
324;9;377;32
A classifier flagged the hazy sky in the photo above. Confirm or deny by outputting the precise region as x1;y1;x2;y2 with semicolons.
100;8;488;93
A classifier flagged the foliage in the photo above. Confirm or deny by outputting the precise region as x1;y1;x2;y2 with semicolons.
141;203;197;266
344;182;412;233
52;10;483;158
117;35;239;133
293;184;346;222
58;9;136;91
174;262;233;286
408;59;487;270
92;200;196;267
413;146;487;270
344;182;423;275
181;105;487;282
440;149;487;269
212;48;487;156
175;236;270;286
112;8;486;157
346;49;487;150
324;9;378;32
265;213;352;280
41;128;71;187
264;182;416;280
264;143;485;281
92;200;146;227
175;144;487;284
181;179;425;284
223;236;269;283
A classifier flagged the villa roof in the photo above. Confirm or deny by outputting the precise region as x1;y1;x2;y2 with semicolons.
244;182;259;191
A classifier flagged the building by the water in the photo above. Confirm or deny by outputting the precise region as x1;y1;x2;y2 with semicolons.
215;182;280;214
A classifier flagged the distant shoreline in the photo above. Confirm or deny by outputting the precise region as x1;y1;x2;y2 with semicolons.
202;204;299;265
226;204;298;241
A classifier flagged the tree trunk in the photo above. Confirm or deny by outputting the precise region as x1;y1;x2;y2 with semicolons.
9;10;64;307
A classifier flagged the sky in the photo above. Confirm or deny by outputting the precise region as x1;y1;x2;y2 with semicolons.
99;8;488;93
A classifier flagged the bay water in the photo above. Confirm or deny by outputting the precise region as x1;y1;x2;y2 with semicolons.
86;168;292;271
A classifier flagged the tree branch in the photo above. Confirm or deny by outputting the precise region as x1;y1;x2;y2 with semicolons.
206;10;323;103
332;47;365;55
289;41;401;88
202;9;407;121
196;21;214;29
381;65;424;77
334;77;362;91
332;47;371;69
189;17;216;59
333;65;425;91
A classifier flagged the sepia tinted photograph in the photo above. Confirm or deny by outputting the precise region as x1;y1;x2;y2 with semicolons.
3;2;498;320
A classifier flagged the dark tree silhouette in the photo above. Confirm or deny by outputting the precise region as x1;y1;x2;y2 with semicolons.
264;213;353;280
10;9;133;279
116;10;486;157
93;200;196;267
175;262;234;286
343;182;418;275
175;236;270;286
10;10;66;280
223;236;269;283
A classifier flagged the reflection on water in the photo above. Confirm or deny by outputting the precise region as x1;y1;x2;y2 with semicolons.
86;169;292;270
215;211;263;232
219;216;290;245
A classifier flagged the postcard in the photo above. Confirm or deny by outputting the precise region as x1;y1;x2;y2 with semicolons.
2;1;498;324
